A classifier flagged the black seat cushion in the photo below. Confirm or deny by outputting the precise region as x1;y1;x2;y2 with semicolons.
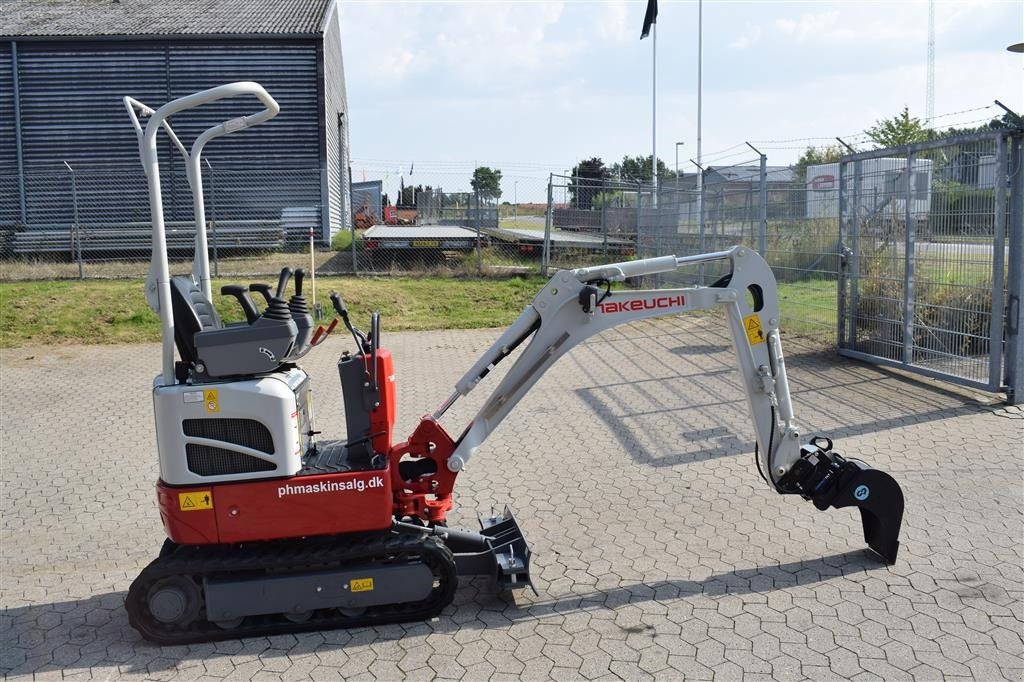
169;276;223;363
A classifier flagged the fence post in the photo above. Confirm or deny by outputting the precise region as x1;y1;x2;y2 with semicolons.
848;160;863;347
758;153;767;257
901;151;916;366
542;173;554;276
837;160;848;347
1005;133;1024;404
698;169;706;285
475;190;482;276
989;133;1008;393
601;204;608;259
205;158;219;278
64;161;83;279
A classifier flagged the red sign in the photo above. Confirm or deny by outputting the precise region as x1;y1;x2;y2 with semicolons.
810;174;835;190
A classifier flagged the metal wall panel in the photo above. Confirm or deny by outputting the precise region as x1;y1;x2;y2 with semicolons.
6;38;325;241
321;1;350;237
0;42;19;226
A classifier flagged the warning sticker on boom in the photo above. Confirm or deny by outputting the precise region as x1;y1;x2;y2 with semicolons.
350;578;374;592
743;314;766;345
178;491;213;511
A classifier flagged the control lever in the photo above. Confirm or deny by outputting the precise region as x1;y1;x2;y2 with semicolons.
331;291;368;353
249;283;273;306
294;268;306;296
309;318;339;347
220;285;260;323
275;267;293;299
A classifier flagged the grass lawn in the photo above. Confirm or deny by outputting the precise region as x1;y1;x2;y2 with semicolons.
1;273;841;349
0;276;547;348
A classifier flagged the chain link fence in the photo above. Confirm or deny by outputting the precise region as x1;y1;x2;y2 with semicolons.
1;162;322;280
2;141;1020;400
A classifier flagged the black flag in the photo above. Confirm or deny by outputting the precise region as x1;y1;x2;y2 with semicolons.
640;0;658;39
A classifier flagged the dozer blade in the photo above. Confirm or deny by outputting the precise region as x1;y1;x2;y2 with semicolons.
779;446;905;564
403;506;534;592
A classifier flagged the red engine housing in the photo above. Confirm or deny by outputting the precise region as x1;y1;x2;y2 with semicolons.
157;468;394;544
157;344;458;544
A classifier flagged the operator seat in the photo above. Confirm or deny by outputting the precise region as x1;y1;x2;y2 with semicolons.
169;276;223;365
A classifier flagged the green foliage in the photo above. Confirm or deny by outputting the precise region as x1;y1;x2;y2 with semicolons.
793;145;842;182
865;106;929;147
611;155;672;184
928;180;996;236
331;228;362;251
569;157;610;209
471;166;502;202
592;190;637;209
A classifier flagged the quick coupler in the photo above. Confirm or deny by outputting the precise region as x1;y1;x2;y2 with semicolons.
777;439;904;564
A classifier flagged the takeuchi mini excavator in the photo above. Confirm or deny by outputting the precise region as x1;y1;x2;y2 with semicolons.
123;83;905;644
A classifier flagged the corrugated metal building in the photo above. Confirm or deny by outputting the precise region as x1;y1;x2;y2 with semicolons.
0;0;350;247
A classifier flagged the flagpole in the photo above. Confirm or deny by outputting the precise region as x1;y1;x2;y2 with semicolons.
651;21;657;207
696;0;703;214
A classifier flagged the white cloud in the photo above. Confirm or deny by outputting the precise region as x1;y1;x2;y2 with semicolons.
728;23;762;50
595;0;632;43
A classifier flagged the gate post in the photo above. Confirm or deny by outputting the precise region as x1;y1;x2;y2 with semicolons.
837;160;848;347
1005;134;1024;404
758;153;767;257
848;160;863;347
542;173;553;276
901;152;916;366
989;134;1008;393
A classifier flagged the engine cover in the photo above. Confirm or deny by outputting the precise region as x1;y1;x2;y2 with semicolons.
153;368;312;486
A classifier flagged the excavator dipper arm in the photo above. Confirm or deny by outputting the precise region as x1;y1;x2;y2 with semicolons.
431;246;904;564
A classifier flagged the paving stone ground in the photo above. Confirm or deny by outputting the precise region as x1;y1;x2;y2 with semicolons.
2;315;1022;680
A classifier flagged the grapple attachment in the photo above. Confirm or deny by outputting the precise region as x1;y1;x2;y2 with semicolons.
778;442;904;564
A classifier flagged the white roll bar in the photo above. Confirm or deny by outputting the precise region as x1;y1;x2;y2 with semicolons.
124;82;280;385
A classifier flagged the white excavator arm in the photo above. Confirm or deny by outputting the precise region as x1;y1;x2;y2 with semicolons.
431;246;905;564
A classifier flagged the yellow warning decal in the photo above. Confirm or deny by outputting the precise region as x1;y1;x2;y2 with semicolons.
178;491;213;511
743;314;766;345
350;578;374;593
204;389;219;413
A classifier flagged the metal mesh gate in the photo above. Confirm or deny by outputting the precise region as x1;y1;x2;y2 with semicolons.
837;130;1021;394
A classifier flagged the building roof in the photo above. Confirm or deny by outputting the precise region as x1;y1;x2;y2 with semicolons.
706;165;797;184
2;0;333;39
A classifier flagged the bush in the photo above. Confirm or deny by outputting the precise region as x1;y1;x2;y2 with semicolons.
928;180;995;237
852;251;992;358
331;229;361;251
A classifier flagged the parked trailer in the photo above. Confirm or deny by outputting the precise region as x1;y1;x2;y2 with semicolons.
806;158;933;224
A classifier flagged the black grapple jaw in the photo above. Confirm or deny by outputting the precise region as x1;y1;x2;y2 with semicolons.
778;444;905;564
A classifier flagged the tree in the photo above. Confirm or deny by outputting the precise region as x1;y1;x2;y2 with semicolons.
569;157;610;209
611;155;671;184
471;166;502;202
865;106;929;148
793;145;842;183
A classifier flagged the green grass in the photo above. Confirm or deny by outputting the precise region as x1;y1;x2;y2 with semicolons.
0;276;547;348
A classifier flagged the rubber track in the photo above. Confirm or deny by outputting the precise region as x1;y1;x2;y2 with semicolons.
125;531;457;644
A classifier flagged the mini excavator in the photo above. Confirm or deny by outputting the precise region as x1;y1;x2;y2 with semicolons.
123;84;905;644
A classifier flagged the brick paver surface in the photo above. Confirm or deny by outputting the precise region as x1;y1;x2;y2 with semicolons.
2;316;1022;680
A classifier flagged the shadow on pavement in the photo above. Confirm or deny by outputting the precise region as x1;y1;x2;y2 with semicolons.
1;549;881;676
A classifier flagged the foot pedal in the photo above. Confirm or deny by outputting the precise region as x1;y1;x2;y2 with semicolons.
779;442;904;564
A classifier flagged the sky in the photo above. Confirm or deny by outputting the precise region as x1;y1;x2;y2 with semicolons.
338;0;1023;200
